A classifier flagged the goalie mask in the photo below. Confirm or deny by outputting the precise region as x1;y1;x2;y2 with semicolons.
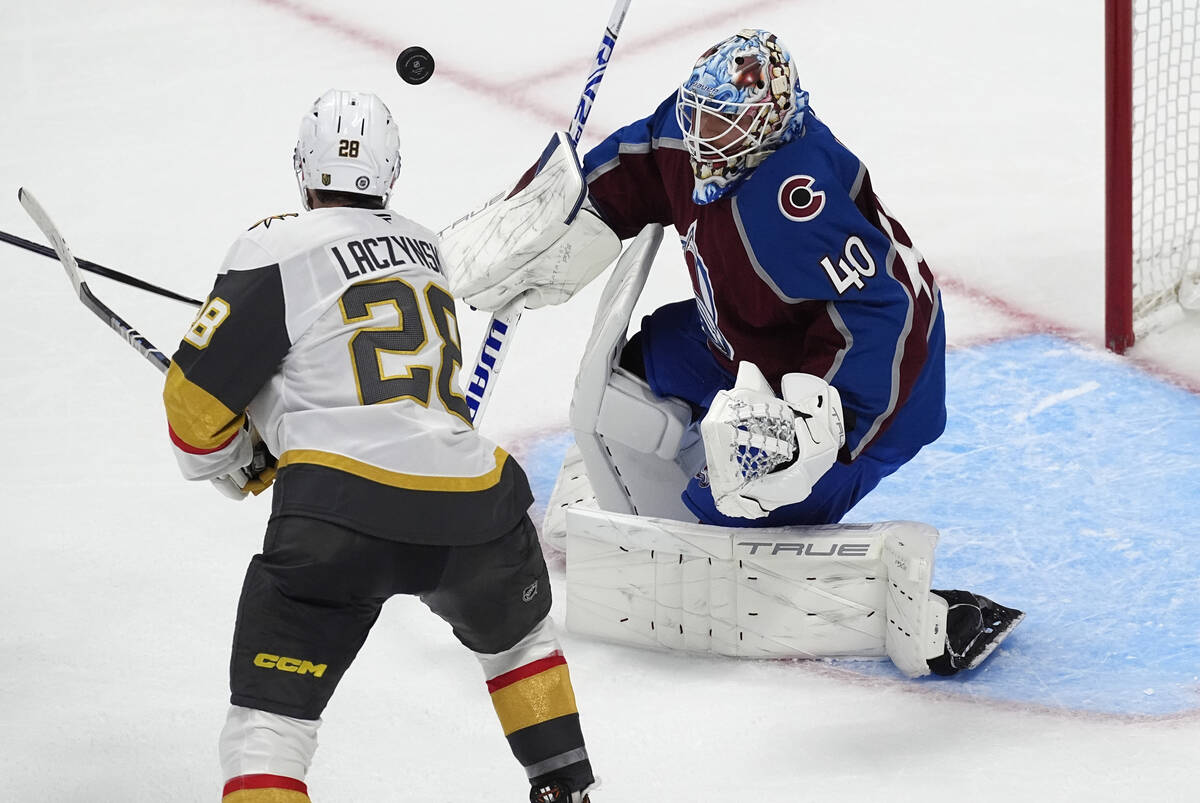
293;89;402;210
676;29;809;205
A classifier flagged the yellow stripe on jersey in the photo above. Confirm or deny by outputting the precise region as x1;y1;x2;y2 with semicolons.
489;664;578;736
163;362;246;451
276;446;510;492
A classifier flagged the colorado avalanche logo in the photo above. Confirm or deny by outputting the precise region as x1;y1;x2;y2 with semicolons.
778;175;825;222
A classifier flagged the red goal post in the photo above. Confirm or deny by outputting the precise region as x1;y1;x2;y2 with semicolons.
1106;0;1200;353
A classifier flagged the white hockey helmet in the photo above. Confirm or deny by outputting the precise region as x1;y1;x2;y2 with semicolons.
293;89;402;209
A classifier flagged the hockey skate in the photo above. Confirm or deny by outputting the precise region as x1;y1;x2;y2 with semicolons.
530;780;592;803
927;590;1024;676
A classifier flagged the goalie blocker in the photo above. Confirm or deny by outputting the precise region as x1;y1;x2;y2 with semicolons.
439;131;620;313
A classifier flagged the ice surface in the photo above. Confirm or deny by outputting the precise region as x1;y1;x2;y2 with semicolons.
522;336;1200;717
2;1;1198;801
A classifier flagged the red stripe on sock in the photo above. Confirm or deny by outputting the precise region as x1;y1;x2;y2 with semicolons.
486;652;566;694
222;774;308;796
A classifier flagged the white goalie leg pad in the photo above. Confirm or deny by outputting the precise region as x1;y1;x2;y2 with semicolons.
589;368;705;520
566;509;946;665
545;370;703;545
883;530;948;678
565;506;738;654
563;223;703;523
542;224;671;545
219;704;320;783
542;442;597;548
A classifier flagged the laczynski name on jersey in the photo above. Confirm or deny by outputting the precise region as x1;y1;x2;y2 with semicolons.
326;234;442;280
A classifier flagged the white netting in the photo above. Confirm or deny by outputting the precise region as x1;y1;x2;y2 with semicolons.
1132;0;1200;333
723;399;796;483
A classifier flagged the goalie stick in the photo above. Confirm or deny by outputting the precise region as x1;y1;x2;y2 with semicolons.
455;0;632;425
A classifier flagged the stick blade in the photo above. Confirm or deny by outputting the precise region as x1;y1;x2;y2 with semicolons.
17;187;85;296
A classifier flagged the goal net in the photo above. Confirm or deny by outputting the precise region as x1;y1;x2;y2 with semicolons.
1107;0;1200;352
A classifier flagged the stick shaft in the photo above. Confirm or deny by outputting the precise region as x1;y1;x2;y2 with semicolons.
466;0;632;425
567;0;633;147
0;228;202;306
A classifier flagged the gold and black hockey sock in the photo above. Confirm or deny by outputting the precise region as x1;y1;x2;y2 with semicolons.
486;653;594;790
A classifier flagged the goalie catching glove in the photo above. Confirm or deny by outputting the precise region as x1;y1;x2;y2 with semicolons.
700;361;846;519
439;131;620;311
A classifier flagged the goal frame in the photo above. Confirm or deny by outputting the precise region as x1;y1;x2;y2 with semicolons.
1106;0;1135;353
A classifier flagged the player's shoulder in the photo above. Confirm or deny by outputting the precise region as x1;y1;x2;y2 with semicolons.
238;206;425;244
223;208;333;272
246;212;301;232
736;113;865;228
226;206;443;278
729;113;880;297
649;92;684;137
232;210;304;257
374;208;439;244
758;112;860;191
590;93;682;159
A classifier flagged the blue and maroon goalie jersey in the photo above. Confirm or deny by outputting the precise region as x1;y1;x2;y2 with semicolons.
582;93;946;462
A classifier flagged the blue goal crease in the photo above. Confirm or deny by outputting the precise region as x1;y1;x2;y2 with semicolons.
517;335;1200;716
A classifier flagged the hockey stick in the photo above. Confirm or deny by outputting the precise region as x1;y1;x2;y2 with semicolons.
17;188;172;374
0;227;203;306
19;188;275;498
458;0;632;425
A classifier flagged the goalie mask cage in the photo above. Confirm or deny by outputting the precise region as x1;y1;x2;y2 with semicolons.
1106;0;1200;353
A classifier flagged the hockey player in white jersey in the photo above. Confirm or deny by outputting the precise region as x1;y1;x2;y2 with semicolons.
163;90;595;803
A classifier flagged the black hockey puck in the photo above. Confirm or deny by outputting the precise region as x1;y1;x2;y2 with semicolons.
396;46;435;85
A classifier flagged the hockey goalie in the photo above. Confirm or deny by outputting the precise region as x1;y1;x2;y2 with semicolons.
441;29;1023;679
537;224;1022;678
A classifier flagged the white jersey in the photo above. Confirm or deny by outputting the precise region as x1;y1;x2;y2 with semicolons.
163;206;531;544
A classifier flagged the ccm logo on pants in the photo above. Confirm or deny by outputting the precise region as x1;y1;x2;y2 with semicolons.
253;653;327;677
